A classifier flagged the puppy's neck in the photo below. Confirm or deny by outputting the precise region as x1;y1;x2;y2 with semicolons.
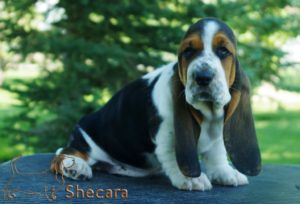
191;101;224;122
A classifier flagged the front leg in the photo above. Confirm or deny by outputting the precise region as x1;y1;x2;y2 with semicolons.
154;125;212;191
155;145;212;191
202;137;248;186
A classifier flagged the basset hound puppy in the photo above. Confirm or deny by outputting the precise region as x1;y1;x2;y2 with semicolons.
51;17;261;191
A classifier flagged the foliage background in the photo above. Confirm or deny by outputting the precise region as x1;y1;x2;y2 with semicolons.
0;0;300;163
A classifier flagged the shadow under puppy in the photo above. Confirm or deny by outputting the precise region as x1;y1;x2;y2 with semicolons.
51;17;261;191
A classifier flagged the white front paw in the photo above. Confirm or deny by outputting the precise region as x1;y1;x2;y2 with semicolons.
170;173;212;191
206;165;248;186
61;155;93;180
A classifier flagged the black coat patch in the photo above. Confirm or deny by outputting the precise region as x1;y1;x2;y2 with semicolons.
77;77;161;168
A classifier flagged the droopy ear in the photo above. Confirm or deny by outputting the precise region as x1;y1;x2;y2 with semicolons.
224;66;261;176
172;70;201;178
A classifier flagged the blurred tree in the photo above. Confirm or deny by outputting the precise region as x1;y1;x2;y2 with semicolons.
0;0;299;152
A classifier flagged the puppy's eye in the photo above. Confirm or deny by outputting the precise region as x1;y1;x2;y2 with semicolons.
182;47;197;59
216;46;230;59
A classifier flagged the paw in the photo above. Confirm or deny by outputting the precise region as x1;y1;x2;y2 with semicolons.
60;155;93;180
171;173;212;191
206;165;248;186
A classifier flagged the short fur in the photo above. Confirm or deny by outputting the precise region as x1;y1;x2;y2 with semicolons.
51;18;261;190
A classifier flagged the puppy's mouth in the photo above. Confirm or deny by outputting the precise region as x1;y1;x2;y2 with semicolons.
191;88;225;105
195;91;213;102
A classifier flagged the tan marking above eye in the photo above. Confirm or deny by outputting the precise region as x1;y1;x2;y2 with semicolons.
178;33;203;53
213;32;236;55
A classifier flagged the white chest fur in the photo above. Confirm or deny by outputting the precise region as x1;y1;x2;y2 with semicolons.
197;106;225;154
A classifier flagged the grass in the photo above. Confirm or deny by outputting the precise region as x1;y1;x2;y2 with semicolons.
255;111;300;165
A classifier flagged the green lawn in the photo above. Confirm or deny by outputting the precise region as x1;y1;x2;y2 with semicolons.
1;105;300;164
255;111;300;165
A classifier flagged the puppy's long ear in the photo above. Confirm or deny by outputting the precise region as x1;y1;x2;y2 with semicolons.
224;62;261;176
172;70;201;178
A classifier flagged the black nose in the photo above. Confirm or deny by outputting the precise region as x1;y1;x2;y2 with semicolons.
194;70;214;86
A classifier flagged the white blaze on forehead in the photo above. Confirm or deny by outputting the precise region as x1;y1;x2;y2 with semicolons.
202;21;219;53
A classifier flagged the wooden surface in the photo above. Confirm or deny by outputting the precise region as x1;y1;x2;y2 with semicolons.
0;153;300;203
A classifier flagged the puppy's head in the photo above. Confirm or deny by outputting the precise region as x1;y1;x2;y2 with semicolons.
178;18;238;110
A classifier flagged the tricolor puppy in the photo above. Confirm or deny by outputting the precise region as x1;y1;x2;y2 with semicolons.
51;18;261;191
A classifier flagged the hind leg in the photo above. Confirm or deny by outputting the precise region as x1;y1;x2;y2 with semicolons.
50;147;93;180
51;127;157;180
